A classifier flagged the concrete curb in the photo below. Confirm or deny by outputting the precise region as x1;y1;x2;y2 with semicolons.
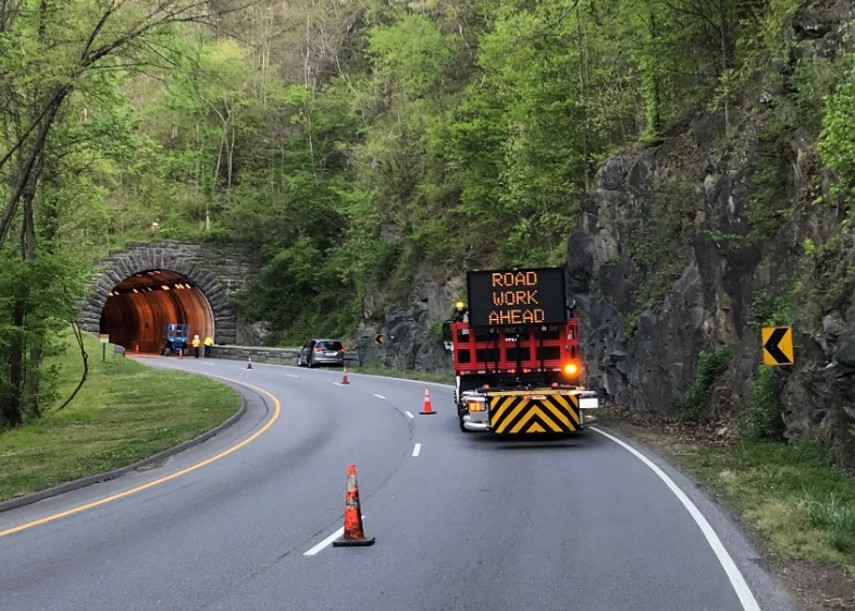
0;388;249;514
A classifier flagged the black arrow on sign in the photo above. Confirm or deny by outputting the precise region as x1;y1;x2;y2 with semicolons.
763;328;791;364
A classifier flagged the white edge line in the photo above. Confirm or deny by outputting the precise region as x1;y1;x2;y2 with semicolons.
373;394;386;399
412;443;422;457
591;427;760;611
303;527;344;556
405;411;414;419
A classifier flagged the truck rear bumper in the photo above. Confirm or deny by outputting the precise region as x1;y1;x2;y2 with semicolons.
462;414;490;432
462;389;600;433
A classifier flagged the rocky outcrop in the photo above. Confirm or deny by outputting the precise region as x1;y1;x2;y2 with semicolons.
565;0;855;465
567;88;855;466
356;261;460;373
568;115;855;462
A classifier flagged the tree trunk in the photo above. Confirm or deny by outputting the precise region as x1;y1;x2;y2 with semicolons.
21;157;43;419
0;90;65;248
5;294;27;427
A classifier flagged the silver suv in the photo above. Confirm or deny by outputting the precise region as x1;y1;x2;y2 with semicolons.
298;339;345;367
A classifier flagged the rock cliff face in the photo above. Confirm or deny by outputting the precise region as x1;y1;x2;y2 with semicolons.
357;261;460;373
567;0;855;466
569;133;855;466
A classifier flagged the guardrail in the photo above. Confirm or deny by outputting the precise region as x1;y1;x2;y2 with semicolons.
207;345;358;365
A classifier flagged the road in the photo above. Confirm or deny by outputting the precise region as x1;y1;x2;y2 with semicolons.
0;357;797;610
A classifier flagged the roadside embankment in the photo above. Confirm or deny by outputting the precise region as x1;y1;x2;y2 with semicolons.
0;333;241;506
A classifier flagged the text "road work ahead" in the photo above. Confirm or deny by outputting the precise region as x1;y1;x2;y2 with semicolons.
467;267;567;328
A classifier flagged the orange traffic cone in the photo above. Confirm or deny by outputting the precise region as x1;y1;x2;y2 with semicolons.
333;464;374;547
341;366;349;385
420;386;435;415
246;356;253;369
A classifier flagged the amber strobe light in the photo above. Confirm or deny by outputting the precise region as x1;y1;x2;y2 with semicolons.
563;362;580;377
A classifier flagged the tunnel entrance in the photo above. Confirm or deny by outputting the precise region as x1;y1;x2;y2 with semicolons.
79;241;239;346
100;270;215;354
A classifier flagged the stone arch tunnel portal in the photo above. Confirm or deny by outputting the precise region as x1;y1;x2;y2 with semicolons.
100;269;214;354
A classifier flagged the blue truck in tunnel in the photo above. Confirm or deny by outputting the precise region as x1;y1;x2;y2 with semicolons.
162;323;190;356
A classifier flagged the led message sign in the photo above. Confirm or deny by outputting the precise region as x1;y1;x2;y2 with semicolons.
467;267;566;327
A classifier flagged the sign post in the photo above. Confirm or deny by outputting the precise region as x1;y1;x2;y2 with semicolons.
100;334;110;363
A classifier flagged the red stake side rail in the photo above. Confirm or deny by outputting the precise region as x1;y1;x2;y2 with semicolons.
451;319;580;376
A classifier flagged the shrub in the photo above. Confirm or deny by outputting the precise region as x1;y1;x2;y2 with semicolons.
676;345;734;421
744;366;785;441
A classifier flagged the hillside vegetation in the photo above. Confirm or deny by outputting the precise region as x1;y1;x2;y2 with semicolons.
1;0;854;429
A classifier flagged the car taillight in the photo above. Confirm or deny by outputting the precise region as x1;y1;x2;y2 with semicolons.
314;347;323;352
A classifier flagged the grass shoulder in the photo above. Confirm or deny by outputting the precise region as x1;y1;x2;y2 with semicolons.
599;407;855;610
0;333;241;503
348;363;451;384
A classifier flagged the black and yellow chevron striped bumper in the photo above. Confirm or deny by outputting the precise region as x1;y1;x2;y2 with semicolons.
488;391;581;434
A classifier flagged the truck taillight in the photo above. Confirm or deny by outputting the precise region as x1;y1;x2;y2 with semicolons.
467;400;485;412
563;362;580;377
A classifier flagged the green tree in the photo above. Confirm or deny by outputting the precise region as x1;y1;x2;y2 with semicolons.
819;61;855;199
0;0;253;428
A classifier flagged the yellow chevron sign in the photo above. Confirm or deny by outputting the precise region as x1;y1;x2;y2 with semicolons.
761;327;794;366
489;392;581;434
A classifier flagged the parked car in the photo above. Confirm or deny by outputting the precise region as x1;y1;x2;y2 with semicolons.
298;339;345;367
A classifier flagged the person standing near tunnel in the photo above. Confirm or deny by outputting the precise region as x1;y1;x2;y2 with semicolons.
204;335;213;358
192;334;201;358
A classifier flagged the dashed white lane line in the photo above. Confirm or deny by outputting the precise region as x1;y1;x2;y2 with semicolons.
592;427;760;611
412;443;422;457
405;411;414;419
373;394;386;399
303;527;344;556
286;374;299;378
304;514;368;556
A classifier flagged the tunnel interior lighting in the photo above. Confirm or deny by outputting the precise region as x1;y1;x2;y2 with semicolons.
162;285;170;291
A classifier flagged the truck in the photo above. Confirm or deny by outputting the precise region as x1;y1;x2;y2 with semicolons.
162;323;190;356
444;266;599;434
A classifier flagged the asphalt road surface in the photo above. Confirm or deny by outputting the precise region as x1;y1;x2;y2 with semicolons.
0;357;798;610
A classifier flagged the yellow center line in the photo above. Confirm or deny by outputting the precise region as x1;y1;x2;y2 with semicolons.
0;376;281;539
